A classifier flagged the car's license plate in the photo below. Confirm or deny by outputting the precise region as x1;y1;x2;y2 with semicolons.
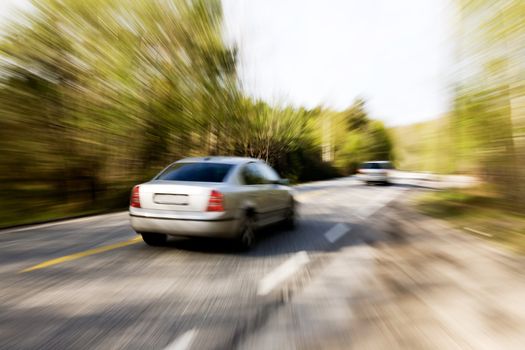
154;194;189;205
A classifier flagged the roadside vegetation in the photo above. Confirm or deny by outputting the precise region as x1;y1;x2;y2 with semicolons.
417;188;525;254
0;0;393;228
390;117;455;174
394;0;525;251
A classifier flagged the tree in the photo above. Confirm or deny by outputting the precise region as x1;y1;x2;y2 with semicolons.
452;0;525;207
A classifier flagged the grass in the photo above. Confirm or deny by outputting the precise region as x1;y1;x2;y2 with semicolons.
0;186;131;229
0;204;120;229
416;188;525;254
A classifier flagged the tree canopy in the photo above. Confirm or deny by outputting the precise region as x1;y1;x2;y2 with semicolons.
0;0;393;226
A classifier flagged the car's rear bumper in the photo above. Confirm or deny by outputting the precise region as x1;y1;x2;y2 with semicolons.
129;208;239;238
356;174;389;183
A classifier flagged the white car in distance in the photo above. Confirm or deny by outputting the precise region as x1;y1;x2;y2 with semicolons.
357;161;394;185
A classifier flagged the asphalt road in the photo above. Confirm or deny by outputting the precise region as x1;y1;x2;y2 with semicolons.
0;177;523;349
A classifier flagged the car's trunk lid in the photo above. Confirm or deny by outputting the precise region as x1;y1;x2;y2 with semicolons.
139;181;219;212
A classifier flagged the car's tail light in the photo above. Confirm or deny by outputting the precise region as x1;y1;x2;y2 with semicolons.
130;185;141;208
207;190;224;212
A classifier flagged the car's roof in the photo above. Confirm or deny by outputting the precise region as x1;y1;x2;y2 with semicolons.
363;160;391;164
175;156;261;165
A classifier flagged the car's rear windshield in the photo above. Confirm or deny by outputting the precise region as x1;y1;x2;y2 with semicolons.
360;162;392;170
156;162;234;182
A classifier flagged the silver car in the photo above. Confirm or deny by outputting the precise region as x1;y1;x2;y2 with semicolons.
129;157;296;249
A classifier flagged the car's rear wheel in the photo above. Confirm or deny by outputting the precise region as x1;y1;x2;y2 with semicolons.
141;232;167;246
236;215;256;251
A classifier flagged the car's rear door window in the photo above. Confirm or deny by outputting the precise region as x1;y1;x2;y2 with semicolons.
257;163;280;183
242;163;266;185
156;162;234;182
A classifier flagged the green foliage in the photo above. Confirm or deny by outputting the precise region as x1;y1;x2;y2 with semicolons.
0;0;393;226
389;117;456;174
337;119;393;173
416;188;525;253
343;98;369;130
393;0;524;209
450;0;525;207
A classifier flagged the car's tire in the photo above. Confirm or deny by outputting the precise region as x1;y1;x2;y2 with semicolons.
236;215;256;251
141;232;167;246
283;202;296;230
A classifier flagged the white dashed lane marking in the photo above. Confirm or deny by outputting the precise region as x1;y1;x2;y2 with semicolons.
164;329;197;350
324;223;351;243
257;251;310;296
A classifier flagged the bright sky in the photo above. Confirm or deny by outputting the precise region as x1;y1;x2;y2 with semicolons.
223;0;455;125
0;0;454;126
0;0;29;19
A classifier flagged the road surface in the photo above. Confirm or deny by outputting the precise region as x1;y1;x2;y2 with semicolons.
0;178;523;349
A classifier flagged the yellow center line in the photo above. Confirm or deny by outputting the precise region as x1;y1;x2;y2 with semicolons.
20;236;142;273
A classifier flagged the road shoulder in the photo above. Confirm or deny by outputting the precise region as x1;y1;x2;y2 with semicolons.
238;193;525;350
